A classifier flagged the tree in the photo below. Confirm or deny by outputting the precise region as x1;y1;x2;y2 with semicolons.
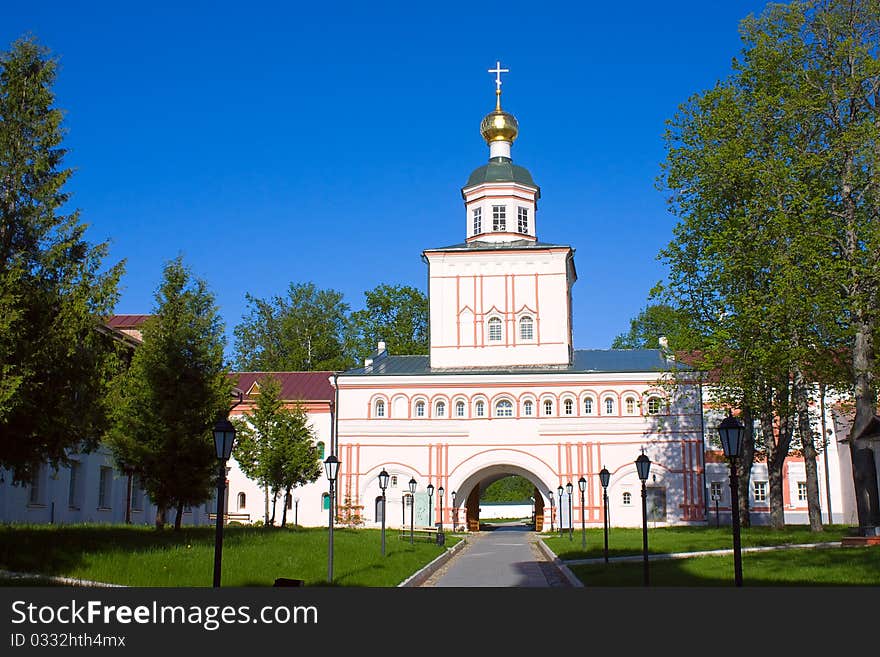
231;375;321;526
0;36;125;482
611;303;698;351
347;284;428;360
233;282;351;372
106;257;231;530
481;476;534;502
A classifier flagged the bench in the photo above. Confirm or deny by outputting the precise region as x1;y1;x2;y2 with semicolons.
208;512;251;524
398;526;443;542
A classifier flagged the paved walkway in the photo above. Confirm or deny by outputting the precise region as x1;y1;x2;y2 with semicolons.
421;523;571;587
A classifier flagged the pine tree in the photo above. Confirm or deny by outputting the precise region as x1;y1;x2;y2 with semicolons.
0;36;124;481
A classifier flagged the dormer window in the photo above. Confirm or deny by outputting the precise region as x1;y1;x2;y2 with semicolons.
473;207;482;235
519;316;534;340
492;205;506;231
517;207;529;234
488;317;502;342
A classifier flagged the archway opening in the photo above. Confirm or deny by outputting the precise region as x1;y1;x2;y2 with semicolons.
452;464;552;532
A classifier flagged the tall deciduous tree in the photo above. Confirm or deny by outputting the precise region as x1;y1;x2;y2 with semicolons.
611;302;698;351
0;36;125;481
233;282;350;372
106;257;231;530
347;284;428;360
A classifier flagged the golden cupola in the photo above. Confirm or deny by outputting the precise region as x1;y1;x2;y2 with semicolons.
480;90;519;145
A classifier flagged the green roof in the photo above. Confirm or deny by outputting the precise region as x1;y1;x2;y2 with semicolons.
464;157;539;192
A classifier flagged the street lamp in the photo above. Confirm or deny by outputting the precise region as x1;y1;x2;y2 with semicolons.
427;483;434;528
578;477;587;549
635;452;651;586
324;454;340;583
557;486;564;537
378;468;389;557
548;490;554;532
711;492;720;528
566;481;573;541
293;496;299;530
438;486;444;532
717;413;746;587
212;417;236;588
408;477;417;544
451;490;457;530
599;466;610;563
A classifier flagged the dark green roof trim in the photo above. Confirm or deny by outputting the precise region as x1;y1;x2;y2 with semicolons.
463;157;540;193
343;349;693;377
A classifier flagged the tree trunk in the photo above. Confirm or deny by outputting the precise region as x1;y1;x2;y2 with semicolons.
280;487;291;527
794;368;823;531
155;504;167;530
270;490;278;527
738;405;755;528
174;501;184;531
264;486;270;525
761;405;786;530
850;316;880;534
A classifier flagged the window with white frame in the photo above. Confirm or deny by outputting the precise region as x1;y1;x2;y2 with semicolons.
238;492;247;510
455;401;465;417
488;317;502;341
647;396;662;415
98;466;113;509
797;481;807;502
435;401;446;417
517;206;529;234
472;207;482;235
710;481;723;500
583;398;593;415
496;400;513;417
753;481;767;503
625;397;636;414
519;316;534;340
375;399;385;417
415;401;425;417
68;460;81;509
390;475;398;488
564;399;573;415
604;398;614;415
622;491;632;506
523;400;533;416
492;205;506;231
475;400;485;417
544;400;553;416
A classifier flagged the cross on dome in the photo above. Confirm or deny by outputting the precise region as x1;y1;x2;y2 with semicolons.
488;60;509;91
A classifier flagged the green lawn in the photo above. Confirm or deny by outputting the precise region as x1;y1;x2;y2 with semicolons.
567;546;880;586
0;524;460;587
542;524;852;560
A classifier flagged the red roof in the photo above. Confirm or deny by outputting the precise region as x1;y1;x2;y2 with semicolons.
106;314;153;328
230;372;335;402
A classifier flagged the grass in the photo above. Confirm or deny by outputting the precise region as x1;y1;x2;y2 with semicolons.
542;524;853;560
567;546;880;586
0;524;460;587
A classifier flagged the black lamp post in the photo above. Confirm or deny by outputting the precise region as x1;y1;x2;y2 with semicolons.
427;483;434;528
408;477;417;544
378;468;389;557
557;486;564;536
635;453;651;586
712;493;720;528
599;466;610;563
566;482;573;541
212;417;236;588
718;413;746;587
451;490;457;530
438;486;444;532
324;454;340;583
548;490;554;532
578;476;587;549
293;496;299;530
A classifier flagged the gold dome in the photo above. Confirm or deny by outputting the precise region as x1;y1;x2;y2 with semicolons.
480;91;518;143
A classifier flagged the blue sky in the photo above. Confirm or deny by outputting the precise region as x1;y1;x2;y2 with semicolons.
3;1;772;359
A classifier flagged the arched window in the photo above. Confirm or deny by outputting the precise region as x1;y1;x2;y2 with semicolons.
316;441;325;459
647;396;662;415
622;491;632;506
237;492;246;510
519;316;534;340
475;400;486;417
583;398;593;415
604;398;614;415
564;399;573;415
375;399;385;417
415;401;425;417
435;401;446;417
455;401;465;417
496;400;513;417
625;397;636;414
544;400;553;416
523;400;533;416
322;493;330;510
488;317;502;342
